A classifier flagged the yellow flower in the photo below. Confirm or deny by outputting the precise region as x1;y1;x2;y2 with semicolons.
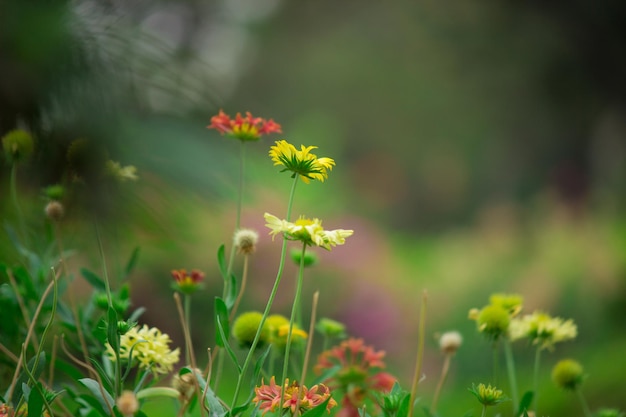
469;383;507;406
552;359;585;391
509;311;577;350
105;324;180;375
269;140;335;183
264;213;353;250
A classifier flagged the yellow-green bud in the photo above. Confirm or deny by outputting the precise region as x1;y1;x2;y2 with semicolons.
2;129;34;164
476;305;510;340
316;317;346;339
232;311;270;348
552;359;585;391
44;184;65;201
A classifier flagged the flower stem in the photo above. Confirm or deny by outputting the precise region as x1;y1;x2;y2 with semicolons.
230;176;299;409
184;294;192;365
492;340;500;385
481;404;487;417
430;353;451;414
503;338;519;413
576;388;592;417
532;347;541;412
280;243;307;387
408;290;427;417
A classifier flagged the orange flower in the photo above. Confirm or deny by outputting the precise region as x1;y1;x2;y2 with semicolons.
315;338;395;417
253;377;337;416
208;110;282;142
171;269;204;294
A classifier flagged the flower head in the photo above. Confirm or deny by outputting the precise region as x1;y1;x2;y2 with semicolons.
470;304;511;341
264;213;353;250
2;129;34;164
315;338;395;417
234;228;259;255
316;318;347;339
439;331;463;355
232;311;271;348
269;140;335;183
171;269;205;294
106;160;139;182
489;293;524;317
116;390;139;417
208;110;281;142
266;314;308;349
509;311;577;350
105;324;180;375
253;377;337;416
45;201;65;221
469;383;508;406
552;359;585;391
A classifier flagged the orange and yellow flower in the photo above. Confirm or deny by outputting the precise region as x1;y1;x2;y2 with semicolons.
253;377;337;416
171;269;205;294
208;110;281;141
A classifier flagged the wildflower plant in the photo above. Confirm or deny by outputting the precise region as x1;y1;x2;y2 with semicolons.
0;109;619;417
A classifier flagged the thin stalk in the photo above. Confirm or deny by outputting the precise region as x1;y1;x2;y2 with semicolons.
230;176;299;409
492;340;500;385
532;347;541;412
481;404;487;417
408;291;428;417
9;164;27;241
7;270;39;349
6;278;56;401
229;253;250;322
184;294;192;365
280;243;307;389
575;388;592;417
503;338;519;413
430;354;451;414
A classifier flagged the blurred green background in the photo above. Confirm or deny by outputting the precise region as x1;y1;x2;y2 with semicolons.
2;0;626;415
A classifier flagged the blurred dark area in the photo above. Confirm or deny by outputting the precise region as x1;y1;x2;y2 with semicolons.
1;0;626;415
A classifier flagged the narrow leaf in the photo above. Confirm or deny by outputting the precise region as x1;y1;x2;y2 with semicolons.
78;378;115;411
216;315;241;372
217;244;227;281
107;307;119;352
11;352;46;405
214;297;230;347
517;391;534;416
81;268;106;291
124;247;141;278
27;382;44;417
225;273;238;309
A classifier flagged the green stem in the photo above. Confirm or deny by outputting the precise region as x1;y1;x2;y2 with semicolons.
230;176;299;409
407;291;427;417
280;244;307;387
503;338;519;413
9;164;27;243
575;388;592;417
492;340;500;385
481;404;487;417
532;347;541;412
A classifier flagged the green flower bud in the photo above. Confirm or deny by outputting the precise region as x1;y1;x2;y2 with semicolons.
232;311;270;348
290;248;318;267
44;184;65;201
316;317;347;339
476;304;510;340
2;129;34;163
552;359;585;391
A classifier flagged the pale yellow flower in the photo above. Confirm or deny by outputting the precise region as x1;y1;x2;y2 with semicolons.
106;160;138;181
264;213;353;250
509;311;577;350
105;324;180;375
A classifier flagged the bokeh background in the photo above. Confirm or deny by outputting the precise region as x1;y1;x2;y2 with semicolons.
2;0;626;415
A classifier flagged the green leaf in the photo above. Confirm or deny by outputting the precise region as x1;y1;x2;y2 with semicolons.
128;306;146;323
225;273;238;309
217;244;227;281
301;397;331;417
11;352;46;405
107;306;119;352
27;382;45;417
78;378;115;412
214;297;230;347
517;391;534;416
81;268;106;291
124;247;141;278
311;365;341;385
216;314;241;372
191;369;227;417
